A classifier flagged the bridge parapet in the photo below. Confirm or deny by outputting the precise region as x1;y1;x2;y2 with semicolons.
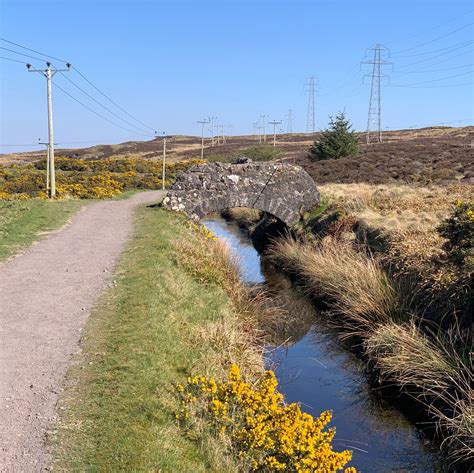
162;161;319;226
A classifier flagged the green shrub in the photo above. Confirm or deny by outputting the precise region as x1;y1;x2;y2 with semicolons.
208;144;281;163
438;201;474;265
308;111;359;161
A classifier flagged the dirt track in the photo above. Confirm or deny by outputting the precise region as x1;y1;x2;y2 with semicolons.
0;191;165;472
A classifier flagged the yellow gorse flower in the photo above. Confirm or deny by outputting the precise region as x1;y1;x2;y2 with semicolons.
177;364;355;472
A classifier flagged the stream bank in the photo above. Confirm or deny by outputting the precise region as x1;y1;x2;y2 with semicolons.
203;216;448;472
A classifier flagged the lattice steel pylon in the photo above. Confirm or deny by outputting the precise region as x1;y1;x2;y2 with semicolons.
361;44;392;144
305;76;317;134
286;109;293;134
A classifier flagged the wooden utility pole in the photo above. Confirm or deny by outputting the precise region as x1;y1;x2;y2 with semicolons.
269;120;282;147
27;62;70;198
162;135;167;190
197;119;210;160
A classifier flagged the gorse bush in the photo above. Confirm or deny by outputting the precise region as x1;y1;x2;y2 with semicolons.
177;364;355;472
0;157;204;200
308;112;359;161
437;200;474;265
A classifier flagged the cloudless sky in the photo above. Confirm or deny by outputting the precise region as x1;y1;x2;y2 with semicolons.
1;0;473;152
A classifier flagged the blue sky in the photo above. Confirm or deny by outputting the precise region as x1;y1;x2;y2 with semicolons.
1;0;473;152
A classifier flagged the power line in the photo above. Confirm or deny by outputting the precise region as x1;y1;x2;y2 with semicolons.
0;46;44;62
71;66;156;132
391;39;474;58
390;70;473;87
0;37;68;63
0;56;28;64
57;72;152;134
53;82;154;137
0;37;155;133
396;41;473;69
389;81;473;88
392;22;474;55
392;63;473;74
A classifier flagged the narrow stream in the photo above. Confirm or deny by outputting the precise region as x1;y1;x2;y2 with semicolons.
203;216;446;473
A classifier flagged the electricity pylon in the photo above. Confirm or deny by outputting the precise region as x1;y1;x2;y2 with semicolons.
361;44;392;144
305;76;317;134
286;109;293;134
27;61;71;198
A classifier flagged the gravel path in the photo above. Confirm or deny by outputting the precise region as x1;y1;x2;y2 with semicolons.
0;191;165;472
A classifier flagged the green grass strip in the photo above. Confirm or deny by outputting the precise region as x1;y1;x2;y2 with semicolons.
53;207;230;472
0;200;84;261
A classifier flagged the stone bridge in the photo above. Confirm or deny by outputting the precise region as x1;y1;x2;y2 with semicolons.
162;160;319;226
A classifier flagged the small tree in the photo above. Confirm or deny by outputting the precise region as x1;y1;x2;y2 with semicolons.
308;111;359;161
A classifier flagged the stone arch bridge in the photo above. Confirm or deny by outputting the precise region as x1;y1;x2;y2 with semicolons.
162;161;319;226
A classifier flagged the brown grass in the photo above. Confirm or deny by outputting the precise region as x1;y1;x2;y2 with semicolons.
365;322;473;464
267;233;472;464
268;236;404;336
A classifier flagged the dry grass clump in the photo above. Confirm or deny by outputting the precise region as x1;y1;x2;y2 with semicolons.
269;236;403;335
268;234;472;464
173;222;279;381
222;207;263;227
319;183;473;233
365;322;473;464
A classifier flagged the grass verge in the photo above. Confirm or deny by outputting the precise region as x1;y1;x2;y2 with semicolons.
0;199;83;261
52;207;263;471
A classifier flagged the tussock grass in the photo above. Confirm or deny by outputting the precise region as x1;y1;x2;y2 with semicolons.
365;322;473;464
222;207;263;228
269;236;404;336
268;234;473;464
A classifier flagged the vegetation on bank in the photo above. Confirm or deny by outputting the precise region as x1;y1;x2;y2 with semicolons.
0;199;83;260
208;143;281;163
0;157;203;200
53;207;353;472
264;183;473;466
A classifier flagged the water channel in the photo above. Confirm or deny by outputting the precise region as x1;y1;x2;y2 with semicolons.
203;216;447;473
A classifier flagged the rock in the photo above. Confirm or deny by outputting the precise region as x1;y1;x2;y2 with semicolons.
232;156;252;164
162;161;320;226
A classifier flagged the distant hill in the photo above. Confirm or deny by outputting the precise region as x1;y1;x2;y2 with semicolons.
2;126;473;186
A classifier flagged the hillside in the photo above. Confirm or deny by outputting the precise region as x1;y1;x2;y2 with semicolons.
2;126;473;186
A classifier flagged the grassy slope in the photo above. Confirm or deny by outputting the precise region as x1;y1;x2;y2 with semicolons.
52;208;235;471
0;200;84;260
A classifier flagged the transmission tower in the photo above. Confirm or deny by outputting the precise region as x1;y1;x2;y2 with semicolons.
361;44;392;144
286;109;293;134
305;76;317;134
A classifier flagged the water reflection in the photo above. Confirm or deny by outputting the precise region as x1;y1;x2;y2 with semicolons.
202;216;446;472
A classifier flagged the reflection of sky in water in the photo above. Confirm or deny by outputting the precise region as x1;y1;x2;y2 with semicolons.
203;218;264;284
202;218;445;473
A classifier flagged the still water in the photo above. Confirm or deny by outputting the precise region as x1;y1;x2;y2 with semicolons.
203;216;446;473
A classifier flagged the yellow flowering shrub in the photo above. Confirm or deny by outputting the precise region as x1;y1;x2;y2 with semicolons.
1;157;204;200
177;364;355;472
